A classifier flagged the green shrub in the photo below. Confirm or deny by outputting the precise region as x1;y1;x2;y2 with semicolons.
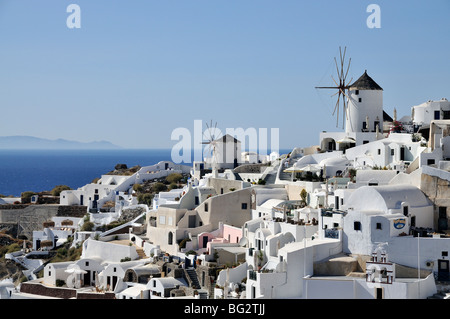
51;185;71;196
137;193;153;206
166;173;183;184
81;221;94;231
56;279;65;287
152;182;167;193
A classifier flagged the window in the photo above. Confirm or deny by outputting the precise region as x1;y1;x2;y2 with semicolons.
205;203;209;212
443;251;448;257
355;90;359;95
159;215;166;225
374;121;380;131
333;223;339;228
354;221;361;231
391;149;395;156
113;267;116;272
427;159;435;165
403;206;409;216
434;110;440;120
363;140;369;144
376;223;382;230
378;149;381;155
153;280;156;288
242;203;248;210
358;98;362;103
85;261;89;266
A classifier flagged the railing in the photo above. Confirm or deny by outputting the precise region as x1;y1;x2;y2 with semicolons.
249;270;257;281
434;271;450;282
325;228;339;239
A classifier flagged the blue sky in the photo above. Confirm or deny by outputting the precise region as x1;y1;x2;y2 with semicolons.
0;0;449;150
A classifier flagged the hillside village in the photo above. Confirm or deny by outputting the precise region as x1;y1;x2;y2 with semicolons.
1;71;450;300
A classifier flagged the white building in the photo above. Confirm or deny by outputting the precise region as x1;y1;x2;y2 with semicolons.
204;134;242;170
412;98;450;127
320;71;385;153
342;184;434;256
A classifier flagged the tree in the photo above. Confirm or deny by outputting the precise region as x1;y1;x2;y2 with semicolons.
300;189;308;206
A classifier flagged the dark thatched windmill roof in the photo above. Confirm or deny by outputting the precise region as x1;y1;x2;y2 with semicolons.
349;70;383;91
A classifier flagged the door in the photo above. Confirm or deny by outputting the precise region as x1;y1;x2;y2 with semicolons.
438;207;448;232
112;276;118;290
188;215;196;228
84;270;91;286
376;288;383;299
93;195;99;209
202;236;208;248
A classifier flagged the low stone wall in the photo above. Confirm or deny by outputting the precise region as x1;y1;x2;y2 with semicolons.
76;292;116;299
57;205;87;217
20;281;117;299
20;281;77;299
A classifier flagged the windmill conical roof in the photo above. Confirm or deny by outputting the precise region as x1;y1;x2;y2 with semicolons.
349;70;383;91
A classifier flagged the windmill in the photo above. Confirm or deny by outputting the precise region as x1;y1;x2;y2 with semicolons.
315;46;353;129
201;120;222;176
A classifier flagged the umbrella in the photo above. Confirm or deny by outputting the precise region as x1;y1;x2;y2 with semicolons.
283;166;306;173
297;164;321;173
337;137;356;144
65;265;87;275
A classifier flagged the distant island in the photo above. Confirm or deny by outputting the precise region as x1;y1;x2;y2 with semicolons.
0;136;122;150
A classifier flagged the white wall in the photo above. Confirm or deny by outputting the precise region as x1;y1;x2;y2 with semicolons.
81;238;138;262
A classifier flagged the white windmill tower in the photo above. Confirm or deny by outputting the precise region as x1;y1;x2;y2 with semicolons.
316;46;384;145
315;46;353;129
201;120;222;178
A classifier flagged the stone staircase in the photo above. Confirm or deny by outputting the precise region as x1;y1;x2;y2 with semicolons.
135;246;147;259
186;267;200;289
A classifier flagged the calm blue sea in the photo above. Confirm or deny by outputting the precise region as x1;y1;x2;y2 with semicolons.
0;148;291;197
0;149;174;197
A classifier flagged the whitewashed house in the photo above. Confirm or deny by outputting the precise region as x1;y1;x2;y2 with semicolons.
147;277;188;299
412;98;450;127
342;184;434;256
